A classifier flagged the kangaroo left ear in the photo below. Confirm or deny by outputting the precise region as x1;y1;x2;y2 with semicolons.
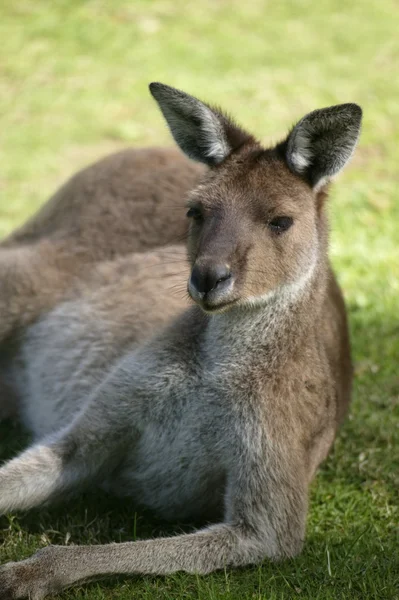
283;103;362;189
149;82;254;166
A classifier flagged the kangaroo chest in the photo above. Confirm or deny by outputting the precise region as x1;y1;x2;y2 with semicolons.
109;342;274;522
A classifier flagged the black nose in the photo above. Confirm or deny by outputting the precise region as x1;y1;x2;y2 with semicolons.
190;263;232;295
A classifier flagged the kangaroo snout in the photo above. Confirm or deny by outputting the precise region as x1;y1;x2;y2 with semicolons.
188;262;234;310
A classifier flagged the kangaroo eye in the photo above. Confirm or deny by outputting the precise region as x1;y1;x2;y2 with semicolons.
268;216;293;234
186;207;203;221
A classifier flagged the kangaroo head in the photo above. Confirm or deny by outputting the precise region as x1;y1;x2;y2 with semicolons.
150;83;362;313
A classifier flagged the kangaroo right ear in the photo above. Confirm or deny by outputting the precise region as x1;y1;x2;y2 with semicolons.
284;103;362;189
149;83;254;166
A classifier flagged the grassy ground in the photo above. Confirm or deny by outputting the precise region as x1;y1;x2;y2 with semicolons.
0;0;398;598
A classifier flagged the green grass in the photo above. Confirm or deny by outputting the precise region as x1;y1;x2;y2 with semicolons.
0;0;398;598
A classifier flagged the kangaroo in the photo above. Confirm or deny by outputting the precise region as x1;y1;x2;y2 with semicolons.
0;83;361;599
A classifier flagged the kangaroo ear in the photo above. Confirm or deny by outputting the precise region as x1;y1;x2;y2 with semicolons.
149;82;254;166
284;103;362;189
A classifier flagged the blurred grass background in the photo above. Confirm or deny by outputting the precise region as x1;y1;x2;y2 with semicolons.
0;0;398;598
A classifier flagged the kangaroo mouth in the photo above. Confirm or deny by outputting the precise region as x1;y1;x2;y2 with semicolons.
195;295;239;314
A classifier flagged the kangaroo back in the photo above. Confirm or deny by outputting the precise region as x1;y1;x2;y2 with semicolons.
0;147;205;344
2;147;205;253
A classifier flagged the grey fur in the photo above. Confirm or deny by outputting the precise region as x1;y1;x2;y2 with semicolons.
0;85;361;598
150;82;253;165
286;103;362;188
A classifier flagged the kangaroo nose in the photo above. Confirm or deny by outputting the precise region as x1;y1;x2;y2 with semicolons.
190;263;232;296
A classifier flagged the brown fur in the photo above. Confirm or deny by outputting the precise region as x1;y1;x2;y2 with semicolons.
186;146;352;431
0;147;204;343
